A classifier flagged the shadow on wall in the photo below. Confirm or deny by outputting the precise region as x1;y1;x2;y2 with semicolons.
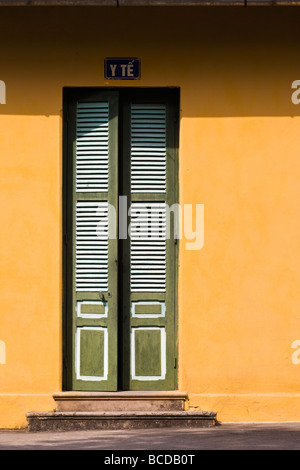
0;6;299;117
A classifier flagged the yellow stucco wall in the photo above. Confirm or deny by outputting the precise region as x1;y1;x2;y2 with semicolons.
1;5;300;427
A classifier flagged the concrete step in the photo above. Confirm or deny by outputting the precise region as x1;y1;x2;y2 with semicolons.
26;391;218;431
26;410;217;431
52;391;188;412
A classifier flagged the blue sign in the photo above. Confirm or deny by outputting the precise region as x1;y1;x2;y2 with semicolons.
104;58;141;80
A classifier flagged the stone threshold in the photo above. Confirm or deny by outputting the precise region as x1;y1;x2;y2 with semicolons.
53;391;188;412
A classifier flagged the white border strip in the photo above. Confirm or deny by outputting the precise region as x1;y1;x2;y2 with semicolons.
76;300;108;319
131;301;165;318
131;327;166;381
75;327;108;381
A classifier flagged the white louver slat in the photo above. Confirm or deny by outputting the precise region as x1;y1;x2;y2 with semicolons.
130;202;166;292
76;201;109;292
130;104;166;193
76;102;109;193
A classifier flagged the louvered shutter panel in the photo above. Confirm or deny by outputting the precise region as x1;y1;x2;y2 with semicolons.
69;93;118;391
76;102;109;193
130;105;166;193
76;201;109;292
127;101;177;390
130;202;166;292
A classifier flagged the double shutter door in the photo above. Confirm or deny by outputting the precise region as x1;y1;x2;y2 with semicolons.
64;88;179;391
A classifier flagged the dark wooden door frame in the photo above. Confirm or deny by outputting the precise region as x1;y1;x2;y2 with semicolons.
62;87;180;391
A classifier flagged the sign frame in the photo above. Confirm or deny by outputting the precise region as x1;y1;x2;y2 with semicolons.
104;57;141;80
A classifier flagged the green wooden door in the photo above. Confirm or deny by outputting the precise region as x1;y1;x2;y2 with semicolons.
63;88;179;391
64;90;119;391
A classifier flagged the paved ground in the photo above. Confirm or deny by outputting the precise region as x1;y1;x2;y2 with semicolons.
1;423;300;451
